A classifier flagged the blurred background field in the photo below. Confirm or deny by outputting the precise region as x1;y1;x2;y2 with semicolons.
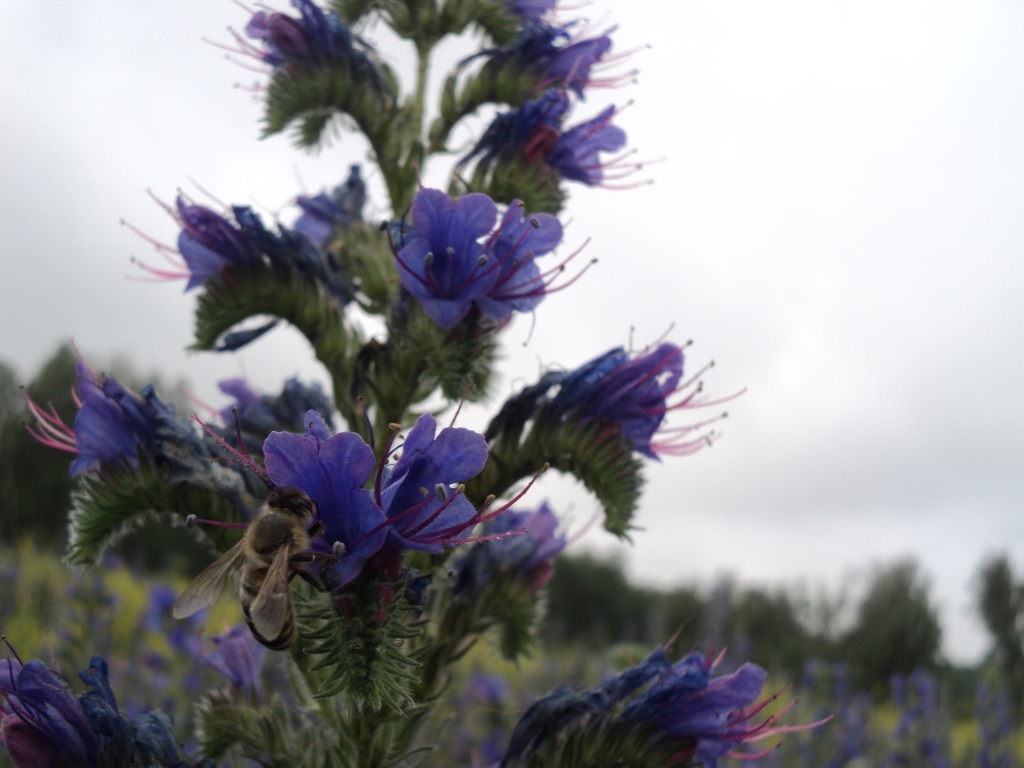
4;346;1024;767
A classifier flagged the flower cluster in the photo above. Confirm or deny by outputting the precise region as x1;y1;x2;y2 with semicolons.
487;340;736;460
24;359;159;476
294;164;367;249
215;376;335;451
499;647;825;768
132;194;355;315
463;88;631;188
0;653;207;768
392;187;580;328
452;502;569;599
241;0;389;92
197;625;266;700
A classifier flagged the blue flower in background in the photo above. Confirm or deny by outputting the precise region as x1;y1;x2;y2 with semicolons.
505;0;555;23
199;626;266;699
549;342;735;459
394;188;570;328
218;376;334;450
23;359;162;475
294;165;367;249
546;105;627;185
453;502;569;599
622;649;828;768
463;89;629;188
176;197;260;291
498;23;614;97
243;0;389;94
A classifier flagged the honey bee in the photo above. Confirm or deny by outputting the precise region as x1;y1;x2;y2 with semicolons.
173;486;333;650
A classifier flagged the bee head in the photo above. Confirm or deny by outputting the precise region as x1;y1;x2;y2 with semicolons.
265;486;316;520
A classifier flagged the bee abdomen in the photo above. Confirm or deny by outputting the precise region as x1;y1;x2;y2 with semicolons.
242;604;296;650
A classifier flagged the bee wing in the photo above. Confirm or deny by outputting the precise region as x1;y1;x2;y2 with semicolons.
172;541;247;619
249;543;295;643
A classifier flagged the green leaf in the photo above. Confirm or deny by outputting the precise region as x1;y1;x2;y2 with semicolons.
481;575;545;661
66;456;252;567
453;154;566;215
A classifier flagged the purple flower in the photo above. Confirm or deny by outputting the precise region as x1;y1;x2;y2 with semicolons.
379;414;490;553
622;650;827;768
24;360;158;475
453;502;569;598
463;89;630;188
176;198;260;291
393;189;500;328
550;342;732;460
0;658;99;768
546;105;627;186
499;23;614;97
294;165;366;248
466;673;510;706
393;189;570;328
242;0;389;93
264;411;389;585
218;376;334;450
264;412;507;586
475;203;563;322
506;0;555;23
199;626;266;699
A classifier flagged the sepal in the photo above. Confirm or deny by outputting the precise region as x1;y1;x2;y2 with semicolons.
452;155;566;214
295;551;421;711
469;407;644;538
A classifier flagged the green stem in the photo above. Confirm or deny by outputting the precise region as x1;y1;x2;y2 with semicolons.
411;42;431;140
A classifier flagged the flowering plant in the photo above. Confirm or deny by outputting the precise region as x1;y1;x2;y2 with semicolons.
8;0;822;766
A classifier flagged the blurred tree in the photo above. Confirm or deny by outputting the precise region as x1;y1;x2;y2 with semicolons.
0;345;78;551
544;554;661;647
978;555;1024;722
843;560;941;695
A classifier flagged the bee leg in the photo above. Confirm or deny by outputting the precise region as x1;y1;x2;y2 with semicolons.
291;552;337;564
292;567;329;593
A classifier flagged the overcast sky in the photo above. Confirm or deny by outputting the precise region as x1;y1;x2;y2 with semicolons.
2;0;1023;662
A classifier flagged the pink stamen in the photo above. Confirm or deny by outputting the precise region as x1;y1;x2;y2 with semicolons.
191;414;270;479
192;518;249;530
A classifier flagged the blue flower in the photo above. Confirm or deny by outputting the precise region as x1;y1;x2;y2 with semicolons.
394;189;568;328
380;414;490;552
294;165;366;248
0;658;99;768
550;342;731;459
500;649;670;767
199;625;266;699
176;198;260;291
498;23;614;97
462;90;629;188
453;502;568;598
218;376;334;449
264;411;389;586
393;188;500;328
476;202;563;322
546;105;627;185
244;0;389;93
506;0;555;23
622;650;828;768
24;360;159;475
